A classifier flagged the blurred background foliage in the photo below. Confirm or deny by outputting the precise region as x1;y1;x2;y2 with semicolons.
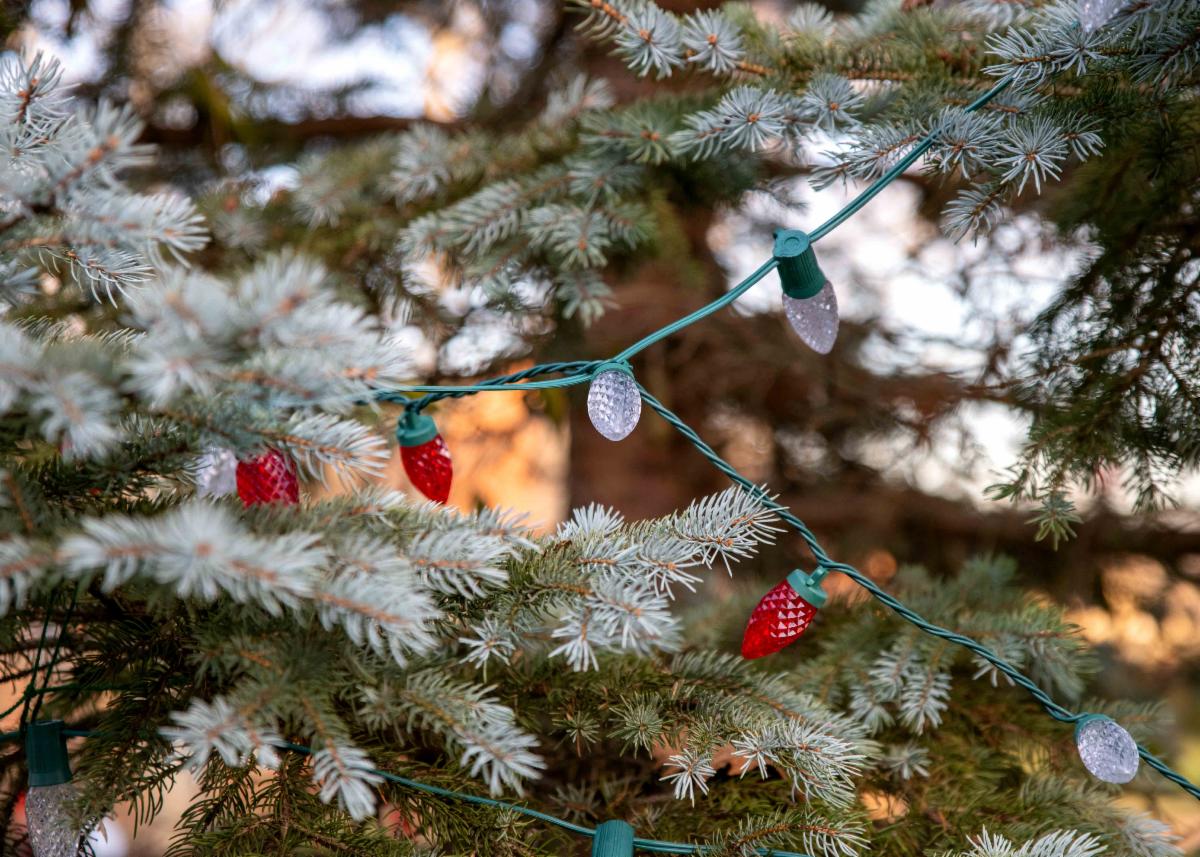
3;0;1199;851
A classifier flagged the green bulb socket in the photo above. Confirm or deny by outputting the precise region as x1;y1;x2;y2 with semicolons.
1073;713;1112;741
773;229;826;300
591;360;635;379
26;720;71;787
785;568;828;609
592;820;635;856
396;410;439;448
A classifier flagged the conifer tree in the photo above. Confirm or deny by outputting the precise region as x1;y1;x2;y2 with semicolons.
1;0;1197;854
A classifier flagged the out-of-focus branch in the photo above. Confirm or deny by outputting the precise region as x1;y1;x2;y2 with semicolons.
139;112;451;149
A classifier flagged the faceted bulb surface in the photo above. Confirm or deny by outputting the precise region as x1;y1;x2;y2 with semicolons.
1076;718;1139;783
783;281;839;354
401;435;453;503
1078;0;1124;33
741;578;818;658
587;369;641;441
26;783;80;857
195;447;238;498
236;449;300;507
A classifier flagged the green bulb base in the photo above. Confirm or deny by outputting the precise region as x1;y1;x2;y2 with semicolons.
396;410;439;447
773;229;826;300
26;720;71;788
591;360;635;379
1073;713;1112;740
592;820;635;856
785;568;828;609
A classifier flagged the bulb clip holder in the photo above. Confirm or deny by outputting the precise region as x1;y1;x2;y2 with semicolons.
1073;712;1112;740
396;409;439;448
592;820;635;857
591;360;635;380
26;720;71;787
785;567;828;609
773;229;826;301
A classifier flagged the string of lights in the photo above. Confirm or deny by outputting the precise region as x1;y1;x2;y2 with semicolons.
383;323;1200;802
378;71;1200;804
12;73;1199;857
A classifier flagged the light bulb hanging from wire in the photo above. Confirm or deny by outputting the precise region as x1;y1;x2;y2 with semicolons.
397;410;453;503
741;568;828;658
25;720;81;857
1075;715;1140;784
774;229;839;354
587;362;641;442
236;449;300;507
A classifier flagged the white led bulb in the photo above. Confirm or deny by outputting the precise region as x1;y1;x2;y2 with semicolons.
26;782;81;857
1075;716;1139;784
1079;0;1125;33
194;446;239;498
25;721;81;857
783;280;839;355
587;366;641;441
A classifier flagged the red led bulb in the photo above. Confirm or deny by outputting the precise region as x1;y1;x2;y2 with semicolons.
741;569;827;659
397;410;452;504
236;449;300;507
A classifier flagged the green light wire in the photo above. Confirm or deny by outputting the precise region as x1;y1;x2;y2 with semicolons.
1;732;806;856
30;589;77;723
808;78;1011;242
19;590;59;730
374;361;600;410
380;78;1012;404
275;741;597;839
274;741;810;854
612;257;780;363
380;374;594;396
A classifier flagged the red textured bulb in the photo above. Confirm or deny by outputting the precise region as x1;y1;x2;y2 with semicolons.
236;449;300;507
741;570;827;659
397;411;452;504
401;435;453;503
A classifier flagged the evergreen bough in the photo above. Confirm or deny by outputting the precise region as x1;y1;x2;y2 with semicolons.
0;0;1196;850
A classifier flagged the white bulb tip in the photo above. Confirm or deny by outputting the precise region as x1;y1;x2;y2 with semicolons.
587;368;641;442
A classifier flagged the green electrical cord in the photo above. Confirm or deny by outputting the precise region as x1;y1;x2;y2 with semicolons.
380;373;594;396
277;741;809;855
30;590;77;723
18;590;59;730
0;730;807;857
807;79;1011;242
613;257;781;362
374;361;598;409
